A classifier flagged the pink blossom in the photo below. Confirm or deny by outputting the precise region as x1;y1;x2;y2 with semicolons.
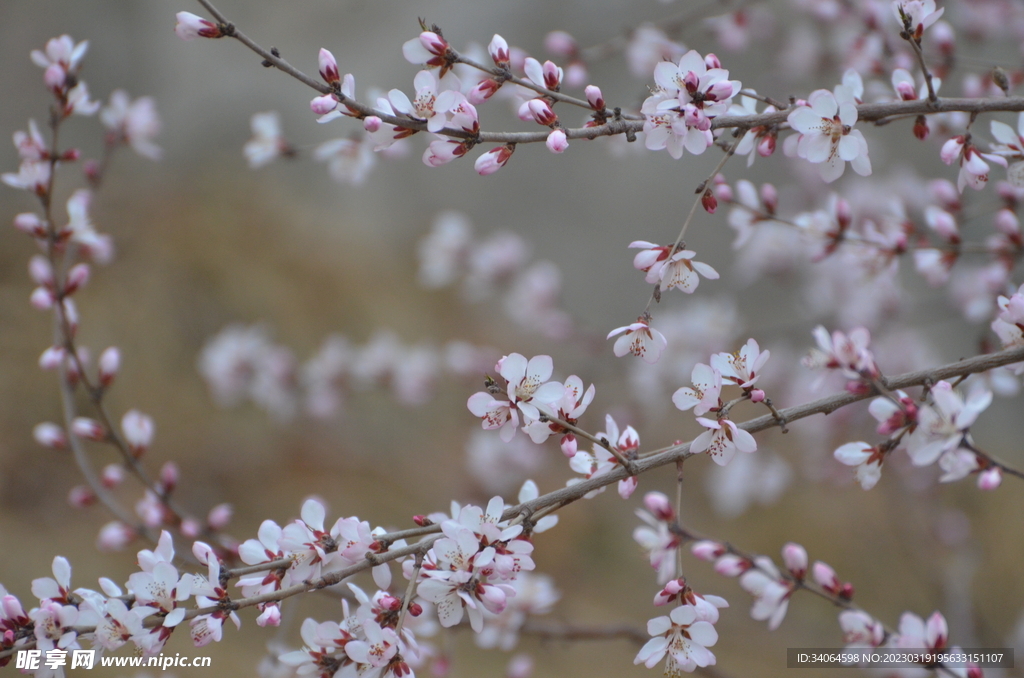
523;58;563;91
402;31;451;70
802;325;879;379
739;558;793;630
839;610;884;648
893;0;945;41
243;112;290;169
941;135;1007;193
787;85;871;183
634;604;719;673
834;441;884;489
691;417;757;466
711;338;770;388
121;409;154;454
905;381;991;467
389;70;461;133
781;543;808;580
671;363;722;416
100;91;162;160
607;319;668;364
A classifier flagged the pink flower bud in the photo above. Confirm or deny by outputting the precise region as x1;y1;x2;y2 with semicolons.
544;31;577;57
545;129;568;153
643;491;675;521
418;31;448;57
62;299;80;339
701;189;718;214
931;20;955;54
584;85;604;111
565;62;587;89
913;115;930;140
750;388;766;403
2;595;27;621
310;94;338;115
122;409;154;454
812;561;840;593
28;255;53;287
977;466;1002;490
363;115;382;133
174;11;223;41
379;594;402;611
101;463;125;488
318;48;340;85
782;542;808;579
72;417;105;441
474;145;514;175
180;518;201;538
97;521;135;551
560;433;577;458
506;654;533;678
995;209;1021;237
412;515;431;526
691;540;726;561
44;64;66;92
257;604;282;627
13;212;45;237
488;34;510;66
68;485;96;508
760;183;778;214
940;136;964;165
30;287;54;310
64;263;90;295
654;578;686;606
33;422;66;448
468;79;501;104
713;181;734;203
518;99;557;126
39;345;66;371
541;60;563;90
208;503;233;529
704;53;722;69
926;611;948;649
757;133;776;158
98;346;120;386
159;460;178;490
714;554;750;577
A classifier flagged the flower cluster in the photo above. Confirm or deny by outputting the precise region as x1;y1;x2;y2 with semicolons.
641;51;741;158
671;339;768;466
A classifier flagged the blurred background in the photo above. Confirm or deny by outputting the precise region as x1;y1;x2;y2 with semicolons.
1;1;1024;676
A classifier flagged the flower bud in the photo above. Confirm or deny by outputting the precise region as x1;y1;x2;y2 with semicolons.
812;561;841;593
363;115;382;133
39;345;66;371
713;554;750;577
704;53;722;69
584;85;604;111
180;519;201;538
30;287;54;310
174;12;224;41
756;133;776;158
318;48;340;85
749;388;766;403
474;145;514;175
72;417;106;441
643;491;675;522
122;409;154;455
488;34;510;67
98;346;120;386
310;94;338;116
208;503;233;529
159;460;178;491
28;255;53;287
690;540;726;561
64;263;90;295
544;31;577;57
977;466;1002;490
13;213;45;237
33;422;66;449
545;129;568;153
701;189;717;214
97;521;135;551
913;115;930;140
101;463;125;488
760;183;778;214
68;485;96;508
782;542;808;579
995;209;1020;237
